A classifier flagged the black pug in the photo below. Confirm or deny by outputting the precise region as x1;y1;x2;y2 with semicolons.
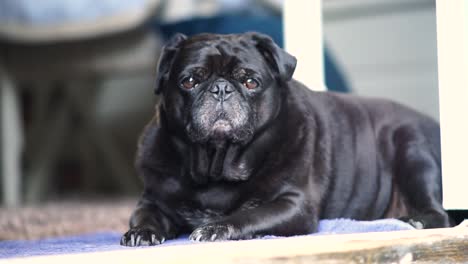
121;32;450;246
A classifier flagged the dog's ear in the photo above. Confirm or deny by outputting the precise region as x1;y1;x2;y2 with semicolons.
248;32;297;82
154;33;187;94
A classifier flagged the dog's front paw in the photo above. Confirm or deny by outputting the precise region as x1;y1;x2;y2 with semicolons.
120;227;166;247
189;223;235;242
399;216;425;229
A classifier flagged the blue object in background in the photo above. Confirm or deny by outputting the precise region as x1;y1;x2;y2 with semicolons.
153;14;350;93
0;0;350;92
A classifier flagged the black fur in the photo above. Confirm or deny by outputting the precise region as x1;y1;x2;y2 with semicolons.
121;32;450;246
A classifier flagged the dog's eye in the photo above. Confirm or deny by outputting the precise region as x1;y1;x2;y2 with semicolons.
243;78;259;89
181;77;199;89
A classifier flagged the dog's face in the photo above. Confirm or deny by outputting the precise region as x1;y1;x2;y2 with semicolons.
155;33;296;145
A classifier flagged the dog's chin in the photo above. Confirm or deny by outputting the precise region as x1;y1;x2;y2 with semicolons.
187;118;254;145
211;120;233;140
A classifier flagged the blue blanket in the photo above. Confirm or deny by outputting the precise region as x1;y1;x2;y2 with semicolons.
0;218;413;259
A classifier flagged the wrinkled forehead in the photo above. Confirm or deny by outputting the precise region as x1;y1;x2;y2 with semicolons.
174;36;268;72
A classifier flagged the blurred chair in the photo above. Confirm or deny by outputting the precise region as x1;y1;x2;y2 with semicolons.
0;0;163;206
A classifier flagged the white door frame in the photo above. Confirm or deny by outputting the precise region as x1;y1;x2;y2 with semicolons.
436;0;468;210
283;1;326;91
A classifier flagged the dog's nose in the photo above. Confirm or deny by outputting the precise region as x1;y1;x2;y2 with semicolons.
209;81;234;102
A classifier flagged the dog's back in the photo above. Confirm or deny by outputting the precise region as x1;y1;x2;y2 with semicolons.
287;80;445;225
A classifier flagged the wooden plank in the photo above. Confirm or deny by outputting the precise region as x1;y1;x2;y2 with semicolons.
3;222;468;264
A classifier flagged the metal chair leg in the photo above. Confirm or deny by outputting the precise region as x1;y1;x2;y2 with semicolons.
0;65;23;207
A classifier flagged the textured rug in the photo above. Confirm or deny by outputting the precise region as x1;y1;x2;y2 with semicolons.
0;199;135;241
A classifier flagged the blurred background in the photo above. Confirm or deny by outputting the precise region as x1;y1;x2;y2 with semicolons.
0;0;441;239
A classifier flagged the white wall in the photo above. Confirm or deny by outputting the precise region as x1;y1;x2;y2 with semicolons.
323;0;439;120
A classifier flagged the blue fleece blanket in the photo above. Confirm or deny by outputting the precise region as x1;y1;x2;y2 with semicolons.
0;219;413;259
